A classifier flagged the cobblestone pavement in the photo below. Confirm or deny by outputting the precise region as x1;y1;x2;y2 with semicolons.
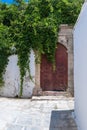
0;95;77;130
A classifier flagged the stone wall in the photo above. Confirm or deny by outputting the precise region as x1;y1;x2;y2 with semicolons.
58;24;74;95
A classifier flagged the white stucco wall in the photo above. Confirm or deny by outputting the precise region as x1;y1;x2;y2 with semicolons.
74;2;87;130
0;50;35;98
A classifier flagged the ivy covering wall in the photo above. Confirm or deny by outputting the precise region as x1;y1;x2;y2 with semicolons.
0;0;83;96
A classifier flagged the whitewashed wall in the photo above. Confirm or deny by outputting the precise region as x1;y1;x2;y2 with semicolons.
74;1;87;130
0;50;35;98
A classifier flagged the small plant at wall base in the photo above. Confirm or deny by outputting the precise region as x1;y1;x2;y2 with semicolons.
0;0;83;97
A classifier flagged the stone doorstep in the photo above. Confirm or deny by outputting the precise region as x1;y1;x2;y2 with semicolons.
31;96;74;101
32;91;74;101
42;91;72;97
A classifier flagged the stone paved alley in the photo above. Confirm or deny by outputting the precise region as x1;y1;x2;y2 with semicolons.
0;94;77;130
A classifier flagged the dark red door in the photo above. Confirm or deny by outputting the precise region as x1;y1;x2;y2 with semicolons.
40;43;68;91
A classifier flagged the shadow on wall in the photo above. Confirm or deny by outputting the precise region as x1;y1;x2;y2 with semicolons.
49;110;77;130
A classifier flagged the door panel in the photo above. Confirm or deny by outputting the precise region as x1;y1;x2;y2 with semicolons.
40;43;68;91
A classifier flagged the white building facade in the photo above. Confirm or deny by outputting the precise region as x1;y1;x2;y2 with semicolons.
74;1;87;130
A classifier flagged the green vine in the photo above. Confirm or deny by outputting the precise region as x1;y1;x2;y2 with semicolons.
0;24;10;86
0;48;9;86
17;48;31;97
0;0;83;96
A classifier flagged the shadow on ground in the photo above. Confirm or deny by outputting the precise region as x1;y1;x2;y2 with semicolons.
49;110;78;130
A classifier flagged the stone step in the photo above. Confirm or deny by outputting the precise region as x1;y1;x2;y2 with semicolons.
42;91;72;96
32;96;74;101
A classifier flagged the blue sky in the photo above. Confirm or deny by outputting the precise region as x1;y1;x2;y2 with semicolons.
1;0;28;4
1;0;13;4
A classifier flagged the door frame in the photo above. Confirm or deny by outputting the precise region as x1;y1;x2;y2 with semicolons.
33;24;74;96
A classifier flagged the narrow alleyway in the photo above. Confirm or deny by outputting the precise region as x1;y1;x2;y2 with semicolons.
0;94;77;130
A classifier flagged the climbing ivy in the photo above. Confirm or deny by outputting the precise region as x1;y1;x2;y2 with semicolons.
0;0;83;96
0;24;10;85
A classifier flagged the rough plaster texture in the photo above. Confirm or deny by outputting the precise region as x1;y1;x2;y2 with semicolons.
0;50;35;98
74;2;87;130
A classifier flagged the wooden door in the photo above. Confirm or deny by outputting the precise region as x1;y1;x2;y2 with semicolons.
40;43;68;91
